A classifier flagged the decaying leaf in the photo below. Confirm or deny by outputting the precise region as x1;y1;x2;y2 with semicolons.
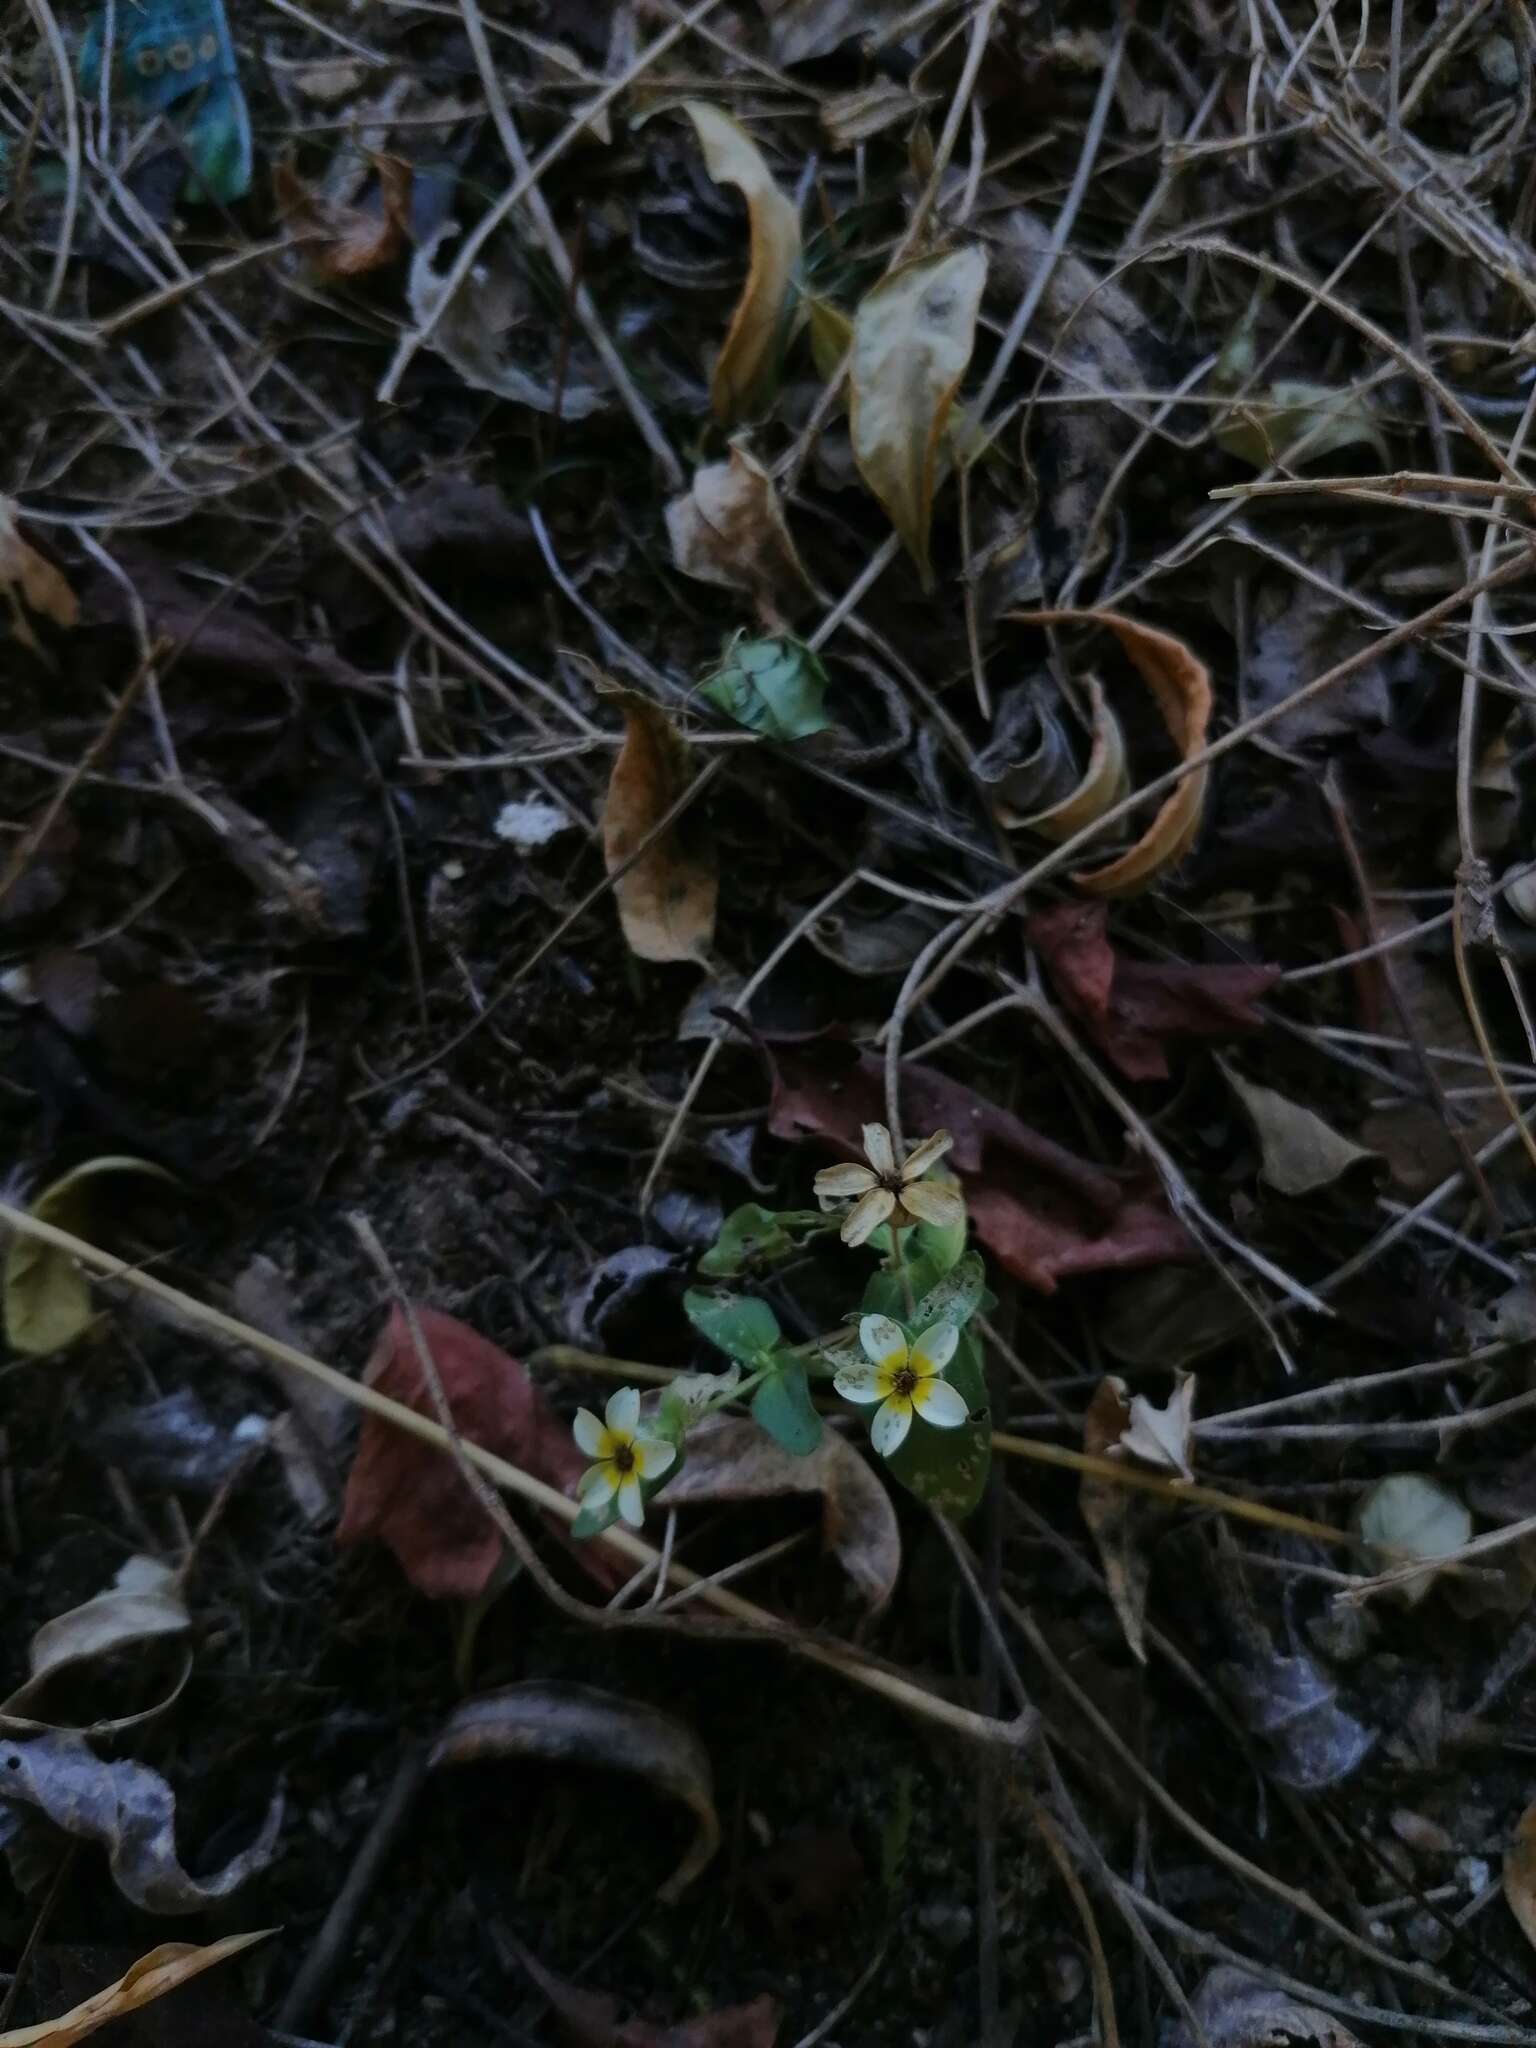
1216;380;1389;469
273;153;412;279
0;1734;281;1913
970;684;1079;824
1019;678;1129;838
2;1556;190;1732
661;1415;900;1614
805;294;853;381
766;1034;1191;1292
4;1157;179;1357
666;446;811;616
1028;902;1278;1083
1079;1377;1163;1663
430;1681;719;1902
1216;1618;1375;1790
1220;1060;1379;1196
680;103;801;422
1504;1796;1536;1959
1177;1966;1366;2048
1356;1473;1472;1605
602;697;718;964
849;246;988;587
1111;1373;1196;1482
337;1306;624;1598
506;1930;779;2047
0;501;77;650
0;1929;271;2048
1012;609;1212;895
759;0;910;64
407;222;607;415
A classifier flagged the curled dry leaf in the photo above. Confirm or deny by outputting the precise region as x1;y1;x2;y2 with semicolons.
431;1680;720;1902
0;1928;272;2048
680;103;801;423
1026;902;1278;1084
666;445;811;617
849;246;988;588
4;1157;180;1357
273;153;412;279
337;1306;625;1599
1112;1372;1196;1482
3;1555;190;1733
0;500;77;651
1019;678;1129;838
661;1415;901;1614
1011;609;1212;896
408;223;607;416
1504;1795;1536;1958
1219;1059;1379;1197
1177;1966;1366;2048
1079;1377;1164;1664
602;696;717;965
0;1733;282;1913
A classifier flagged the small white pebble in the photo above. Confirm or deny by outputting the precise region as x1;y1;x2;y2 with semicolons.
495;797;572;851
1458;1855;1491;1896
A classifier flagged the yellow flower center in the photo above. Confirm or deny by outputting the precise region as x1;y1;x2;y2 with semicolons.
609;1441;636;1475
889;1366;918;1401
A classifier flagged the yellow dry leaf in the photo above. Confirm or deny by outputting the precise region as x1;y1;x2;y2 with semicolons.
0;500;77;651
1013;607;1211;896
4;1156;179;1357
849;246;987;588
0;1928;271;2046
680;102;801;423
1017;677;1129;839
601;697;717;964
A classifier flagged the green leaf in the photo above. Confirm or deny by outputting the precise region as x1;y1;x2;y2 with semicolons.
884;1328;990;1517
750;1358;821;1456
868;1194;967;1281
571;1495;622;1541
698;1203;795;1278
5;1157;179;1356
912;1251;989;1334
683;1287;781;1364
699;635;830;741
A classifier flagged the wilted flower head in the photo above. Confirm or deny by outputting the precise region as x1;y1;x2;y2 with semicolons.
813;1123;962;1246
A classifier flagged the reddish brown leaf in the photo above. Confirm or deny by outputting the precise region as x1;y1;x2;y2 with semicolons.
510;1934;779;2048
337;1307;623;1598
1028;902;1279;1082
273;155;412;280
764;1035;1190;1292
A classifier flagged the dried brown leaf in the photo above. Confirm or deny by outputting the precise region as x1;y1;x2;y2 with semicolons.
602;698;717;965
1178;1967;1366;2048
1079;1377;1161;1663
665;445;811;618
1219;1060;1379;1196
1017;678;1129;837
431;1681;719;1902
0;501;76;650
680;103;800;423
0;1930;271;2048
274;154;412;279
1013;608;1212;895
849;246;988;587
2;1555;189;1732
661;1415;900;1613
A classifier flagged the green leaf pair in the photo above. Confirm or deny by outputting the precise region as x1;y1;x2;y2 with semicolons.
683;1287;820;1457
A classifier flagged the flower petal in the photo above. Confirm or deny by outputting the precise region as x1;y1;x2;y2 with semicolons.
578;1464;617;1506
842;1186;896;1245
912;1320;958;1377
572;1408;606;1458
901;1129;954;1180
814;1162;879;1202
870;1395;913;1457
834;1362;885;1404
605;1385;641;1436
859;1313;908;1371
861;1122;896;1177
616;1474;645;1528
911;1377;968;1428
899;1179;965;1230
631;1436;676;1481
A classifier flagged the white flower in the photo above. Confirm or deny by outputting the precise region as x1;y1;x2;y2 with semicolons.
572;1387;676;1528
813;1123;963;1247
834;1314;968;1456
